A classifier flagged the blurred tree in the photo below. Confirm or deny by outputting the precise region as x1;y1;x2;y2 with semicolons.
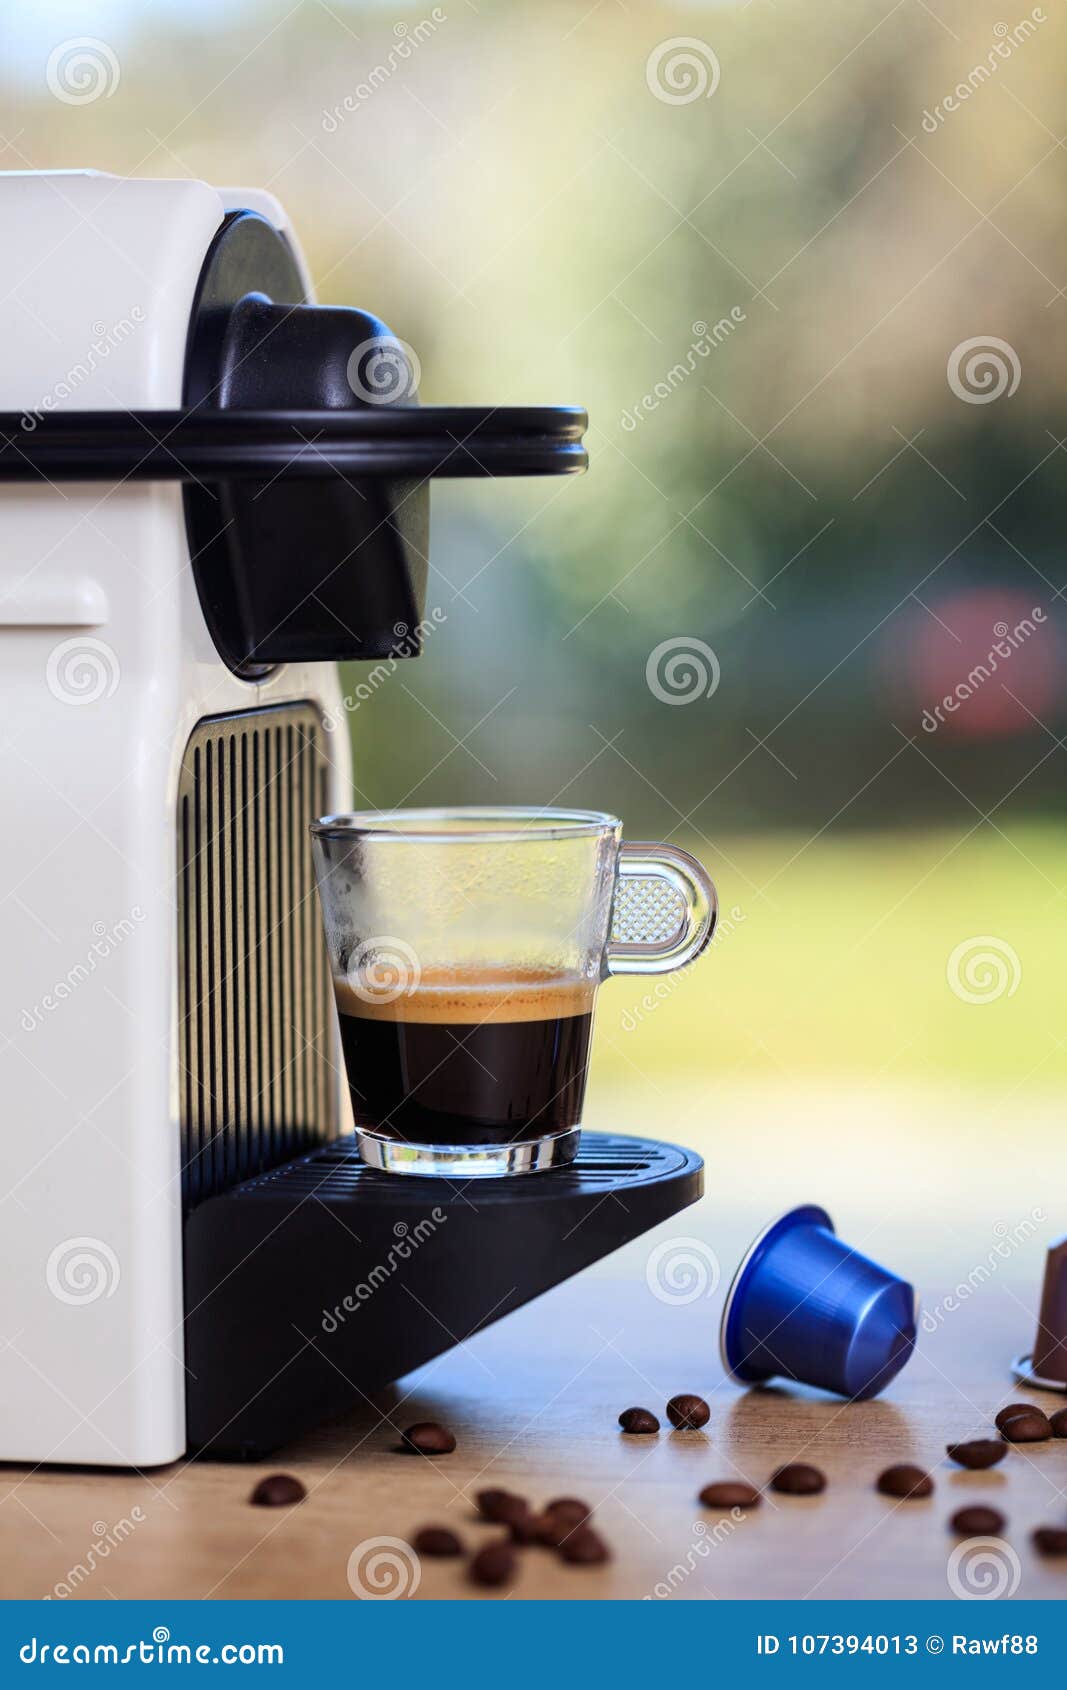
5;0;1064;827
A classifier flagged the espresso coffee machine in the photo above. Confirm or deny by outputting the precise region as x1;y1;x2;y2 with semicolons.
0;171;702;1464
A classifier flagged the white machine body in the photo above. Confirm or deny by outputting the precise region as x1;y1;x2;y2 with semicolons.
0;173;350;1466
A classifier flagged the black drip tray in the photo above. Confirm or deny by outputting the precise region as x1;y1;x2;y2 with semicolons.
184;1131;703;1458
234;1132;693;1198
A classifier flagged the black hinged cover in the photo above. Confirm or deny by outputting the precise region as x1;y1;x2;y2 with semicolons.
183;213;429;676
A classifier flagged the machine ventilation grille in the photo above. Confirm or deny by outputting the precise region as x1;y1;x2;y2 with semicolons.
177;703;338;1210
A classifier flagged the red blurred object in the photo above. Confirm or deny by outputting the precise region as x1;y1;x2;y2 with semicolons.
890;588;1061;740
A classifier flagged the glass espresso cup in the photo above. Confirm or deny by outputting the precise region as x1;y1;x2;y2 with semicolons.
309;808;716;1177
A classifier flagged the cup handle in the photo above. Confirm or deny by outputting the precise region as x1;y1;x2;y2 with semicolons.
605;843;717;977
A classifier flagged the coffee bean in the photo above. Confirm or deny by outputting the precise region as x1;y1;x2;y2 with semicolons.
699;1481;761;1510
531;1511;570;1549
1050;1407;1067;1438
999;1409;1051;1443
1033;1527;1067;1557
558;1527;611;1565
768;1461;824;1497
770;1463;826;1496
545;1497;592;1528
950;1506;1006;1536
946;1439;1007;1470
249;1473;305;1507
412;1526;463;1557
877;1464;933;1499
666;1393;710;1430
400;1421;456;1455
469;1539;516;1586
995;1402;1040;1433
474;1488;527;1523
619;1407;660;1434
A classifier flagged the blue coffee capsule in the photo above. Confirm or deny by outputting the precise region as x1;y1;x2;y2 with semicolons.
719;1205;918;1401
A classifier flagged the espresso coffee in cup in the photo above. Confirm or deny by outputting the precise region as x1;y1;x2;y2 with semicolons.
335;968;596;1147
310;808;716;1178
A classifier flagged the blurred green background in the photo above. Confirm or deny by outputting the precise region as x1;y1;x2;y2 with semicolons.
5;0;1064;1151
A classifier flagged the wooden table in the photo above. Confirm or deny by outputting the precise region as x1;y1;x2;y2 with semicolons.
3;1223;1065;1601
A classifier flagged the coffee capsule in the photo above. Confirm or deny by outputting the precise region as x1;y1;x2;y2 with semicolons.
1012;1234;1067;1393
720;1205;918;1401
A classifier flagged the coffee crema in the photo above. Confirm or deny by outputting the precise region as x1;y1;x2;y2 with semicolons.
334;969;596;1147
